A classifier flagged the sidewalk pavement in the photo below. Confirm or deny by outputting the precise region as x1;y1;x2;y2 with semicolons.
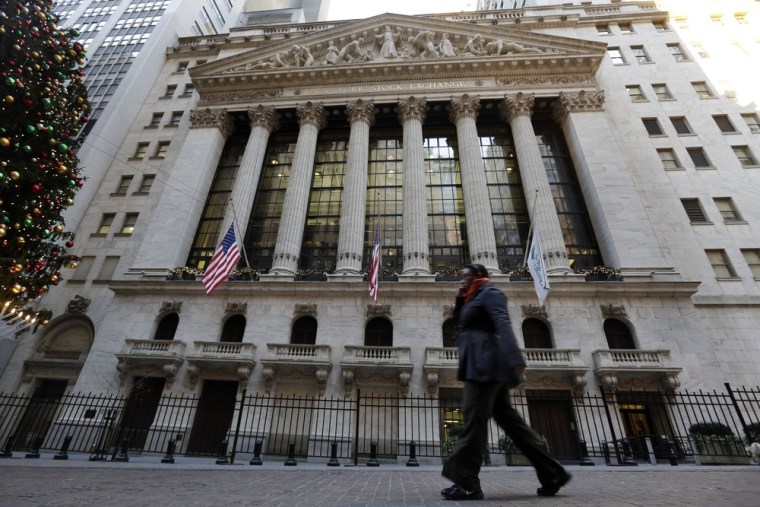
1;453;758;506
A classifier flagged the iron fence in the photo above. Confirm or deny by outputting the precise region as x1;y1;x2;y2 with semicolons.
1;384;758;464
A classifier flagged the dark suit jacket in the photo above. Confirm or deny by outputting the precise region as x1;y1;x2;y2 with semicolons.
454;282;525;385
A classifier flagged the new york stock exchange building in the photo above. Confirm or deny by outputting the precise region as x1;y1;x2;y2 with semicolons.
3;2;760;464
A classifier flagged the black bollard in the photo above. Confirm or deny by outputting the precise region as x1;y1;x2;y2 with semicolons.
579;440;595;466
406;440;419;467
161;438;176;464
54;435;73;460
620;438;638;466
249;440;263;465
25;436;44;459
367;441;380;467
0;434;14;458
215;439;229;465
284;442;297;466
113;438;130;462
327;442;340;466
663;436;678;466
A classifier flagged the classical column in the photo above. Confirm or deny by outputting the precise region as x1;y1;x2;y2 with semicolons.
553;91;669;269
269;102;327;275
398;97;431;276
500;93;570;273
334;99;375;277
449;94;500;274
220;105;280;237
131;108;234;277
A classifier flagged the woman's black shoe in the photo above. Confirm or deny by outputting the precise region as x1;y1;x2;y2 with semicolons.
441;485;484;501
537;471;572;496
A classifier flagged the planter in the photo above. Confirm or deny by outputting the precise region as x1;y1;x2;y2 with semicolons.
690;436;749;465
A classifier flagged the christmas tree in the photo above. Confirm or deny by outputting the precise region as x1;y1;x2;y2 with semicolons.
0;1;88;330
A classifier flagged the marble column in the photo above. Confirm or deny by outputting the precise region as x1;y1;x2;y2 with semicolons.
553;90;669;269
220;105;280;239
500;93;570;273
398;97;431;276
334;99;375;277
270;102;327;275
131;108;234;277
449;94;500;274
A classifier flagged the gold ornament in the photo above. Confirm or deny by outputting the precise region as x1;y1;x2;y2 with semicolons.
66;198;74;206
0;229;6;238
50;275;58;283
0;138;10;148
13;264;23;273
9;171;20;180
54;225;63;233
16;236;25;244
11;284;22;294
53;54;63;64
3;95;14;104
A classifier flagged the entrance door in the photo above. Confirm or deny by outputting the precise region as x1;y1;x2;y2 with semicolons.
113;377;165;452
526;390;580;461
618;392;675;461
13;379;68;450
186;380;238;455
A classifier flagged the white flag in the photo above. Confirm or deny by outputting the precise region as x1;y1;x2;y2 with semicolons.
527;232;550;306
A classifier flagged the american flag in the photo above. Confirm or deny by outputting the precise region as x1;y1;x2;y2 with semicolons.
368;224;380;301
202;224;241;296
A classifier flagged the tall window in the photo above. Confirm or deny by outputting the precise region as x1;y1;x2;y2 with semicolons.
652;83;673;100
642;118;663;136
163;85;176;98
154;313;179;341
153;141;170;159
120;213;138;234
522;319;552;348
364;317;393;347
626;85;646;101
732;146;757;167
741;250;760;279
631;46;650;63
138;174;155;193
706;249;736;278
133;142;149;159
670;117;692;135
604;319;635;349
741;113;760;133
220;315;246;343
618;22;633;34
667;43;689;61
686;147;710;168
188;131;246;269
424;133;466;275
692;82;714;99
97;213;115;234
680;199;708;223
300;136;347;273
442;319;457;348
116;175;133;194
713;197;742;223
657;149;680;170
596;24;610;35
291;316;317;345
149;112;163;127
713;115;736;133
607;47;626;65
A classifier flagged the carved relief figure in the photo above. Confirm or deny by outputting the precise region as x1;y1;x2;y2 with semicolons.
438;33;457;57
408;30;440;59
374;26;402;58
323;40;339;64
463;34;486;56
486;39;543;55
291;44;315;67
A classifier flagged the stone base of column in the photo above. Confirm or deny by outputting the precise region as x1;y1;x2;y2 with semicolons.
398;274;436;283
488;274;511;283
327;273;364;283
259;273;295;282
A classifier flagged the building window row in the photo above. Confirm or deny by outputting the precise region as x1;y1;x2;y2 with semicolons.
96;212;140;236
69;255;122;282
112;174;155;195
706;249;760;281
657;145;757;171
680;197;744;225
607;43;689;65
146;111;184;128
161;84;194;99
625;82;717;102
596;20;669;35
131;140;171;160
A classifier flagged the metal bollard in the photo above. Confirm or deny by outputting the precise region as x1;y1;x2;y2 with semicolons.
284;442;297;466
663;436;678;466
579;440;595;466
0;434;15;458
113;438;130;462
367;441;380;467
249;440;263;465
620;438;638;466
25;436;44;459
215;439;229;465
54;435;73;460
406;440;419;467
327;442;340;466
161;438;176;464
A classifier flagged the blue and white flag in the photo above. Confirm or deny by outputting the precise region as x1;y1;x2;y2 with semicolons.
527;232;550;306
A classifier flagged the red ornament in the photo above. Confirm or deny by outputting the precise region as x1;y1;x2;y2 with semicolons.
65;241;74;248
31;184;42;193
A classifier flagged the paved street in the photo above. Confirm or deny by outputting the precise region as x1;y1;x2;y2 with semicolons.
1;455;758;506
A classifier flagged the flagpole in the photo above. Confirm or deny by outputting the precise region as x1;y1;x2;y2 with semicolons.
522;189;540;267
229;198;251;268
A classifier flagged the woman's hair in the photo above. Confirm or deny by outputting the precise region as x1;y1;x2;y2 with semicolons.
463;263;489;278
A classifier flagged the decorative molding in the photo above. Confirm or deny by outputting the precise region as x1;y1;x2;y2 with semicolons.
496;75;595;87
426;371;439;397
66;295;91;314
346;99;376;126
397;96;428;123
366;304;392;319
572;374;587;396
262;366;275;393
248;104;280;132
499;92;534;122
521;304;548;319
225;302;248;315
449;94;480;123
399;371;411;397
160;301;182;314
553;90;605;122
188;108;235;137
294;303;317;318
315;368;329;396
600;304;627;318
296;101;328;130
199;89;282;106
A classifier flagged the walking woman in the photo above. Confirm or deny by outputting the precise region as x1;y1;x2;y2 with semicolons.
441;264;571;501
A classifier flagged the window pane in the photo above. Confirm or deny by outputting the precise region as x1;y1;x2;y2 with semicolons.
642;118;663;135
706;250;735;278
671;117;692;134
713;115;736;133
681;199;707;223
741;249;760;278
687;147;710;167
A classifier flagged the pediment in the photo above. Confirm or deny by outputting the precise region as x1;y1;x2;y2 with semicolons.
190;13;606;94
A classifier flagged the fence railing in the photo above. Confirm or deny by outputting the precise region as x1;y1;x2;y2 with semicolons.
0;384;757;464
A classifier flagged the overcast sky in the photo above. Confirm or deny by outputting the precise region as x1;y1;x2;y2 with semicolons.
326;0;476;21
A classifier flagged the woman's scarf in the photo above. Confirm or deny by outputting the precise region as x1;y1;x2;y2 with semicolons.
464;277;490;303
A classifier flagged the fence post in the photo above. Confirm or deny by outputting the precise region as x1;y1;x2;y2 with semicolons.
0;434;14;458
161;439;176;464
215;439;229;465
406;440;419;467
327;442;340;466
353;389;361;467
24;436;44;459
53;435;72;460
249;440;263;465
724;383;751;440
578;440;594;466
229;388;246;465
113;438;130;462
284;442;297;466
600;386;622;465
367;441;380;467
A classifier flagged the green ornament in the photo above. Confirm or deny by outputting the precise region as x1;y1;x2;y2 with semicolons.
70;29;80;37
23;218;33;227
67;180;76;187
25;125;36;134
57;143;68;152
21;145;32;153
41;229;51;238
3;77;15;86
41;98;52;108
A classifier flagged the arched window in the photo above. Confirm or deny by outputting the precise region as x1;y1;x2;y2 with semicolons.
154;313;179;341
291;316;317;345
522;318;553;348
220;314;246;343
442;319;457;348
604;319;636;349
364;317;393;347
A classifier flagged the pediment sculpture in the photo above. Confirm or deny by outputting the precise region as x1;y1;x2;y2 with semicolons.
229;29;560;73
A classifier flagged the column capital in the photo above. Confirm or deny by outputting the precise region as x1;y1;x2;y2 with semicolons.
296;101;328;130
552;90;606;122
346;98;376;126
189;108;234;137
449;94;480;123
499;92;534;123
397;96;428;123
248;104;280;132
